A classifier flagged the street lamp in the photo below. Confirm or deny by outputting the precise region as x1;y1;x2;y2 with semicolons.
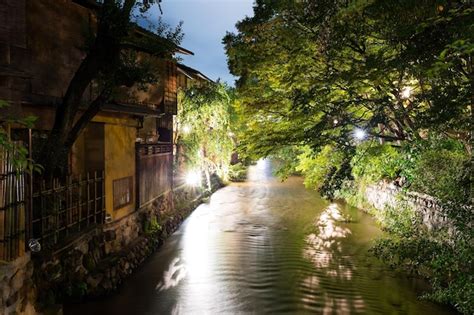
185;170;201;186
401;86;412;99
354;128;367;140
182;124;191;134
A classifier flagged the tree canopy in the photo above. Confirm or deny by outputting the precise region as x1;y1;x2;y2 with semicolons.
224;0;473;158
225;3;473;311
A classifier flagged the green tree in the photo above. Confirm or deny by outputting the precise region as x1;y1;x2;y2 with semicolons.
0;100;41;173
225;0;473;159
174;82;236;188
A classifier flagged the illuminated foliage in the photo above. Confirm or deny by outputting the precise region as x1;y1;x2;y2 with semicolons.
175;83;236;186
225;0;473;157
0;100;42;173
225;1;473;312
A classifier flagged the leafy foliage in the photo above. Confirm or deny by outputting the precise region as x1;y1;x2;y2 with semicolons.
408;147;470;203
371;201;474;314
225;1;473;312
225;0;473;159
351;142;402;184
228;163;248;182
0;100;42;173
175;83;236;186
296;146;344;191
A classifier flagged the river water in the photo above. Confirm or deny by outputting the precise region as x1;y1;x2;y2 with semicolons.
66;160;456;314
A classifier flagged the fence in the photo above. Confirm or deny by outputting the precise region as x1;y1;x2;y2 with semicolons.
0;146;26;261
136;143;173;208
30;171;106;250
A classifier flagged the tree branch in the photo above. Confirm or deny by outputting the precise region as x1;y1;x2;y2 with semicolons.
65;88;113;148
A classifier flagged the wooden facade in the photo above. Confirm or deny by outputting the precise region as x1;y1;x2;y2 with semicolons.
0;0;193;258
136;143;173;208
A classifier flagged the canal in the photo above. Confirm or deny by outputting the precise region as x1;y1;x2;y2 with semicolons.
66;160;455;314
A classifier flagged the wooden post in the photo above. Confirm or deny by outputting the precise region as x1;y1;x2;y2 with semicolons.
78;173;82;231
25;128;33;252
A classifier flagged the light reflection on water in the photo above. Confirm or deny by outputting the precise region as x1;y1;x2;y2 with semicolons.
65;160;456;315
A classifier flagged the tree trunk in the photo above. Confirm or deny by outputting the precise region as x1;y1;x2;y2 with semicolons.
38;0;137;176
38;45;109;176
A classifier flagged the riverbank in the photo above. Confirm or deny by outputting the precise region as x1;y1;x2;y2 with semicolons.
336;180;472;314
21;177;225;315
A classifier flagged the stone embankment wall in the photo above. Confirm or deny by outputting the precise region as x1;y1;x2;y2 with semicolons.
364;182;450;230
33;192;174;308
0;254;36;315
0;182;221;315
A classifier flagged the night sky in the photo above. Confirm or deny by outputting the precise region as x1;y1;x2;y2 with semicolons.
153;0;254;85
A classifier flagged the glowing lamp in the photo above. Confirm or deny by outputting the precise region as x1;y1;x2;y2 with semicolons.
401;86;412;99
182;125;191;134
354;128;367;140
186;171;201;186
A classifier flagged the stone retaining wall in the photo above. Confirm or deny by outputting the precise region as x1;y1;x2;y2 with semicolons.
364;182;450;230
0;254;36;315
31;192;175;310
0;185;214;315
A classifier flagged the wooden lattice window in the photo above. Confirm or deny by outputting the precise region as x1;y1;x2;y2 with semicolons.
164;61;177;115
113;176;133;210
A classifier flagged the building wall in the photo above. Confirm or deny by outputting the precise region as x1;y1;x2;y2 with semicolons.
26;0;93;104
102;116;138;220
37;110;140;219
1;0;172;111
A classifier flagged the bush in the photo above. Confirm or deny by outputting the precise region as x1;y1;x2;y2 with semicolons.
351;142;402;184
340;177;473;314
372;211;473;315
410;149;470;203
271;146;302;179
228;163;247;182
296;145;344;190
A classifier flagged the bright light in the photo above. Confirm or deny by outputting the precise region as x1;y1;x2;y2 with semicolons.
354;128;367;140
185;170;201;186
401;86;412;99
227;131;235;137
182;124;191;134
256;159;267;169
333;119;339;125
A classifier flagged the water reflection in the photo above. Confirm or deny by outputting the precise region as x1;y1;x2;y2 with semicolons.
303;203;365;313
155;257;186;292
65;162;456;315
304;203;352;278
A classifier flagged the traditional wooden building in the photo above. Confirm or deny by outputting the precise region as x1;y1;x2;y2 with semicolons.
0;0;192;256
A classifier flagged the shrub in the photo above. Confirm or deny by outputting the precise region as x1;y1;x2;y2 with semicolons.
228;163;247;182
372;210;473;315
296;145;344;190
351;142;402;184
410;149;470;203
